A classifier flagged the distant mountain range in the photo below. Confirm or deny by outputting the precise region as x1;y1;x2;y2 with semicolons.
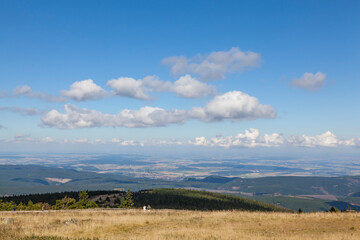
2;164;360;212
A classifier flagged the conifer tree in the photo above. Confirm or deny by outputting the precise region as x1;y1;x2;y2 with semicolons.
119;189;134;208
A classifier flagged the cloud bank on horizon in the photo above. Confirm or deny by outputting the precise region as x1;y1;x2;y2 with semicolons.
2;128;359;149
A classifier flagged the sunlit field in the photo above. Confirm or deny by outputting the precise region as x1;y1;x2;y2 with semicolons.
1;209;360;240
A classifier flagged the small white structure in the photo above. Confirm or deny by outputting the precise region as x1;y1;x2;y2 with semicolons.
143;206;147;211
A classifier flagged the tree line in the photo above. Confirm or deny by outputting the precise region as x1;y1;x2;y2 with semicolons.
0;190;134;211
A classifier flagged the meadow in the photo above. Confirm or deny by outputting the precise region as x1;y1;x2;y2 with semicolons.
1;209;360;240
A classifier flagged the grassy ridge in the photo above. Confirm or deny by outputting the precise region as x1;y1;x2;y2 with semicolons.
1;210;360;240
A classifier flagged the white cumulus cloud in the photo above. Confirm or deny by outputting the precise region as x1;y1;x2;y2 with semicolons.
172;75;216;98
291;72;326;91
141;75;173;92
107;75;215;100
287;131;339;147
41;104;188;129
190;128;284;148
162;47;261;81
107;77;151;100
62;79;107;101
189;91;276;122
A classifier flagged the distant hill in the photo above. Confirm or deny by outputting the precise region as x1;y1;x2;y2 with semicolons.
0;164;179;196
184;175;360;196
350;192;360;197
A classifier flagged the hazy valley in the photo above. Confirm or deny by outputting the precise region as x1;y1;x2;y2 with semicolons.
2;153;360;212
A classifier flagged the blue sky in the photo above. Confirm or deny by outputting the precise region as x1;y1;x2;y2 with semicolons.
0;0;360;153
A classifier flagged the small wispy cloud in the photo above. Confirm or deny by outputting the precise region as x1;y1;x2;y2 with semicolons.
0;85;66;102
15;85;67;102
73;138;89;143
42;136;55;143
291;72;326;91
0;106;43;116
11;134;35;143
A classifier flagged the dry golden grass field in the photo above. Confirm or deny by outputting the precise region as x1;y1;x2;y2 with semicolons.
1;209;360;240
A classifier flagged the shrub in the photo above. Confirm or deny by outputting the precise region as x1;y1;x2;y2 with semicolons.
329;207;339;212
53;196;77;210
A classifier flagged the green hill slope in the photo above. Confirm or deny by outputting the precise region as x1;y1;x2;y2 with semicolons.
132;189;291;212
0;189;291;212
